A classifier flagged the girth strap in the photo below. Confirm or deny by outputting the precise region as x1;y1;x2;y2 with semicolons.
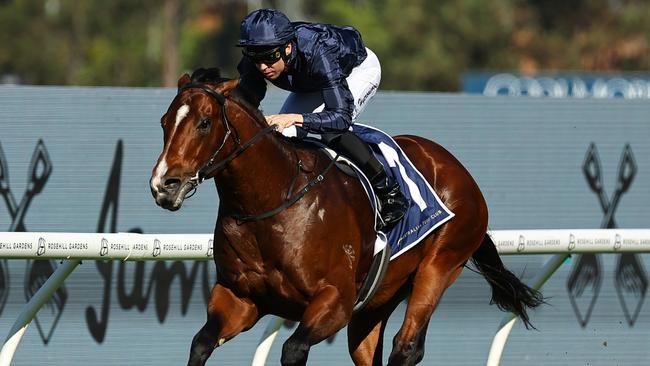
353;244;392;313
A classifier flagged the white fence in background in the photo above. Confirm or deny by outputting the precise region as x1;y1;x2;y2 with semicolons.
1;229;650;366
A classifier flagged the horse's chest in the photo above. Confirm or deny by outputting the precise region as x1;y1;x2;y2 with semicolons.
214;248;264;292
214;240;310;309
213;236;277;289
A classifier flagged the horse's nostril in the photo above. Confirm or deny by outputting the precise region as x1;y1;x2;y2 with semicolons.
164;178;181;191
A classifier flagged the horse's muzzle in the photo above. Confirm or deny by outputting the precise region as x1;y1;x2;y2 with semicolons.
150;176;193;211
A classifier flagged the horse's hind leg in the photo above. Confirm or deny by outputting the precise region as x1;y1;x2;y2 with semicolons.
188;283;259;366
281;284;353;366
387;251;467;366
348;286;406;366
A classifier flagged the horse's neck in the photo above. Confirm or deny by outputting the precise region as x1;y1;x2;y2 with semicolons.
215;103;297;214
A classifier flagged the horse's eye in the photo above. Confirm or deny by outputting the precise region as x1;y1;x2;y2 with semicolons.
198;117;211;131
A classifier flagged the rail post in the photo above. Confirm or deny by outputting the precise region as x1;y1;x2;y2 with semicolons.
0;259;81;366
485;253;569;366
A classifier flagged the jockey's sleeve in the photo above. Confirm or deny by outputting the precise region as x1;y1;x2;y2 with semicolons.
237;57;267;108
300;52;354;134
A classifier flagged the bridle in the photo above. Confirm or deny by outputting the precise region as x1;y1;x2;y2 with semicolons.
174;82;337;222
177;83;278;188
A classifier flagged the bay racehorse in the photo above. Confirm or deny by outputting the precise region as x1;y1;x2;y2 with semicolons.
149;68;543;365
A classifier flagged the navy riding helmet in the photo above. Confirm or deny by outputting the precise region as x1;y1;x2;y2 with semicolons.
237;9;295;47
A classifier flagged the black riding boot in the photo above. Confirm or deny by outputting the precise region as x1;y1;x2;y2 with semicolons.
323;131;409;231
369;169;409;231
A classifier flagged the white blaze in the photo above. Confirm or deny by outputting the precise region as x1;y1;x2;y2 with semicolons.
151;160;168;193
152;104;190;193
175;104;190;127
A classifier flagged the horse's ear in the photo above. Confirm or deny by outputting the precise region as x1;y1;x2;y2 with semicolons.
177;73;192;91
216;78;240;97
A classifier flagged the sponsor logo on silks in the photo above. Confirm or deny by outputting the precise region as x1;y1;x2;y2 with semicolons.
206;239;213;257
517;235;525;252
37;237;46;256
568;234;576;251
100;238;109;257
153;239;161;258
614;234;622;251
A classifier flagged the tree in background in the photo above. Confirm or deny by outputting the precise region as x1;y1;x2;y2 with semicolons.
1;0;648;90
0;0;164;86
308;0;650;90
513;0;650;73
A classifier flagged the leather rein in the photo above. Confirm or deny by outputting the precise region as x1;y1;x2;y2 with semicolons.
177;82;337;222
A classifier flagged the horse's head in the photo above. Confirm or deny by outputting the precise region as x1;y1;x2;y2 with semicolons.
150;69;241;211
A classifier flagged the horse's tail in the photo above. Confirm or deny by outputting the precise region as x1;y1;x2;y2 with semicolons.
470;233;545;329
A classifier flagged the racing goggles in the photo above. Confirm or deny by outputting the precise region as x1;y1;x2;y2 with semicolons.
242;46;284;65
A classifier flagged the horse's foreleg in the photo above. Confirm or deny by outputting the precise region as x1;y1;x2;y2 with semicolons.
387;258;464;366
187;283;259;366
281;284;352;366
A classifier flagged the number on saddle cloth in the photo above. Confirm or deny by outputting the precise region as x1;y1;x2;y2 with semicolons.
350;124;455;260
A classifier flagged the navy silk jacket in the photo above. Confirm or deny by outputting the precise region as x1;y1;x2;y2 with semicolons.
237;22;368;134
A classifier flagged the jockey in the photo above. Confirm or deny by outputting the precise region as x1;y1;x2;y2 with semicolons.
236;8;408;231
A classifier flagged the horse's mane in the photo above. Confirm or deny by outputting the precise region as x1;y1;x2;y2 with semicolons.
188;68;313;158
189;68;268;127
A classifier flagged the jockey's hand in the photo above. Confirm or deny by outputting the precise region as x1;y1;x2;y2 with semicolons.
265;114;303;133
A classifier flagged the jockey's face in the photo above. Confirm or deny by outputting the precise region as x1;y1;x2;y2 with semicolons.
254;43;292;81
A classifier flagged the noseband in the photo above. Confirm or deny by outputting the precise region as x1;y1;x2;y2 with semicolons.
177;83;277;188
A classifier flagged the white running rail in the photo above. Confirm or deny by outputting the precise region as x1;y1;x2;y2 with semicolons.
1;229;649;365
